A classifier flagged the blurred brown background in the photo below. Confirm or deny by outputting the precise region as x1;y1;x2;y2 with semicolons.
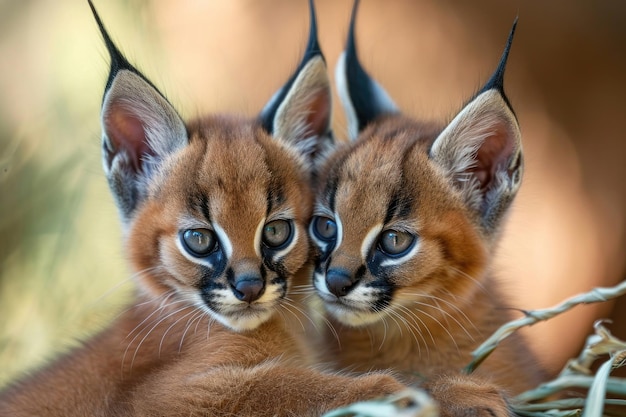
0;0;624;386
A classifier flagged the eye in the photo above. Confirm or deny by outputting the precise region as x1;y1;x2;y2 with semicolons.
262;220;293;249
378;230;415;257
181;228;217;257
312;216;337;241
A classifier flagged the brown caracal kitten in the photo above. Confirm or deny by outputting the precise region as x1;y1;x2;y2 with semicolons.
307;2;545;416
0;1;405;416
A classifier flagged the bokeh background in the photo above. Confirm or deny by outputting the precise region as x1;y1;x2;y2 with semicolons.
1;0;624;387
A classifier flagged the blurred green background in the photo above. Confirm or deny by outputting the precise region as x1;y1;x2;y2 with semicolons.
1;0;625;387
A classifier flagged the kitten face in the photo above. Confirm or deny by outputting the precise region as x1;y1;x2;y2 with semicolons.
312;7;521;328
90;1;332;332
129;119;312;331
310;118;489;327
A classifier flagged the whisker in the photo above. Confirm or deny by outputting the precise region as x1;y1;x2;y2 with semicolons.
393;305;431;358
410;301;462;352
125;304;193;372
402;292;478;339
89;266;164;309
205;316;215;341
280;298;310;332
388;307;426;359
449;267;489;295
124;295;188;341
179;310;206;353
158;308;198;356
421;293;479;335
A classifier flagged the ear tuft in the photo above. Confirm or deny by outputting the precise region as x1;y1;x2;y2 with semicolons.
430;19;521;234
259;0;332;172
90;1;188;224
430;89;523;234
336;0;398;141
477;17;518;98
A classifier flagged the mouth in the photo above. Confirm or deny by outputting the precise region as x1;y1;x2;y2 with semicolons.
314;272;388;327
205;302;277;332
199;290;282;332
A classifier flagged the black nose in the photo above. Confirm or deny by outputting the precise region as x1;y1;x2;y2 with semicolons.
326;269;357;297
232;277;265;303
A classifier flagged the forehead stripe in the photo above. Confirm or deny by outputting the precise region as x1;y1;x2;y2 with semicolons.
188;192;211;223
266;179;285;216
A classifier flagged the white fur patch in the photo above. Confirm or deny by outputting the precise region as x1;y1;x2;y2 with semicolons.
361;224;383;260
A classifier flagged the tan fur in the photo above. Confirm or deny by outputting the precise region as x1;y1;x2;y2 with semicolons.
0;116;406;416
305;114;547;417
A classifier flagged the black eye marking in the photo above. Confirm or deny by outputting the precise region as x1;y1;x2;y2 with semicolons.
180;228;218;257
378;230;415;257
262;220;293;249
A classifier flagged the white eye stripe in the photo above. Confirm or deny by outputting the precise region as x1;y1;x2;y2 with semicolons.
271;226;299;259
254;219;265;258
335;212;343;250
175;237;214;269
379;240;420;268
361;225;383;260
212;223;232;258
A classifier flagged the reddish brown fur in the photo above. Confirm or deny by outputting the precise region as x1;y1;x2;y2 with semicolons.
0;116;407;416
304;115;547;416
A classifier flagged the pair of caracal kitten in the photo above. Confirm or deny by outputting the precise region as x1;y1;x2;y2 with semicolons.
0;1;546;416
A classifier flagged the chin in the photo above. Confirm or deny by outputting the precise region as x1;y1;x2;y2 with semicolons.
325;302;382;327
207;308;276;332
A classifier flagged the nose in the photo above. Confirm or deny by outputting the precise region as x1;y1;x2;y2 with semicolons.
232;275;265;303
326;269;357;297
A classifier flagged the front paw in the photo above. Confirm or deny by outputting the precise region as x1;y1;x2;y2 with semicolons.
340;372;407;405
424;374;512;417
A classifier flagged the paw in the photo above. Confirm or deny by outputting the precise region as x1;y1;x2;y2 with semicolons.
424;374;512;417
338;372;407;406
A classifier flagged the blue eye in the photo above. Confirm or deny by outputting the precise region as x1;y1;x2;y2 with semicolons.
378;230;415;257
181;228;217;257
312;216;337;241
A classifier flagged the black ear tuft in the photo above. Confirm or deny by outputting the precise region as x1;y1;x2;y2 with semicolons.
89;0;188;226
259;0;333;172
476;17;518;109
429;19;522;235
336;0;398;140
259;0;326;133
88;0;165;99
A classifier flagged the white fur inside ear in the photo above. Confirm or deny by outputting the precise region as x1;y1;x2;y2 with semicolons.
430;89;522;210
101;70;187;175
273;56;331;156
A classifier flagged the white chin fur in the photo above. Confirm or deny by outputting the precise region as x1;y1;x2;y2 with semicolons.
315;271;385;327
209;308;275;332
325;302;383;327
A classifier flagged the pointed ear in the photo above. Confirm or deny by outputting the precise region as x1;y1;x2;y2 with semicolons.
259;0;332;171
336;0;398;141
90;0;188;224
430;19;521;234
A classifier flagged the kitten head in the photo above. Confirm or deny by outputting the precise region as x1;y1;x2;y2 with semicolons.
310;1;522;327
89;0;332;332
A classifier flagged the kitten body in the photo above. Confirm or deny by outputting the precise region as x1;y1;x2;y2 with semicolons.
0;2;405;416
305;4;546;416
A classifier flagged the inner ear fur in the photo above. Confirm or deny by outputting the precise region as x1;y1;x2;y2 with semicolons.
429;89;523;233
101;70;188;222
272;56;332;157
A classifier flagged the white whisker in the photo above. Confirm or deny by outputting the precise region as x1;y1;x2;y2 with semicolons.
388;307;426;358
158;308;198;355
125;304;193;372
179;311;206;353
